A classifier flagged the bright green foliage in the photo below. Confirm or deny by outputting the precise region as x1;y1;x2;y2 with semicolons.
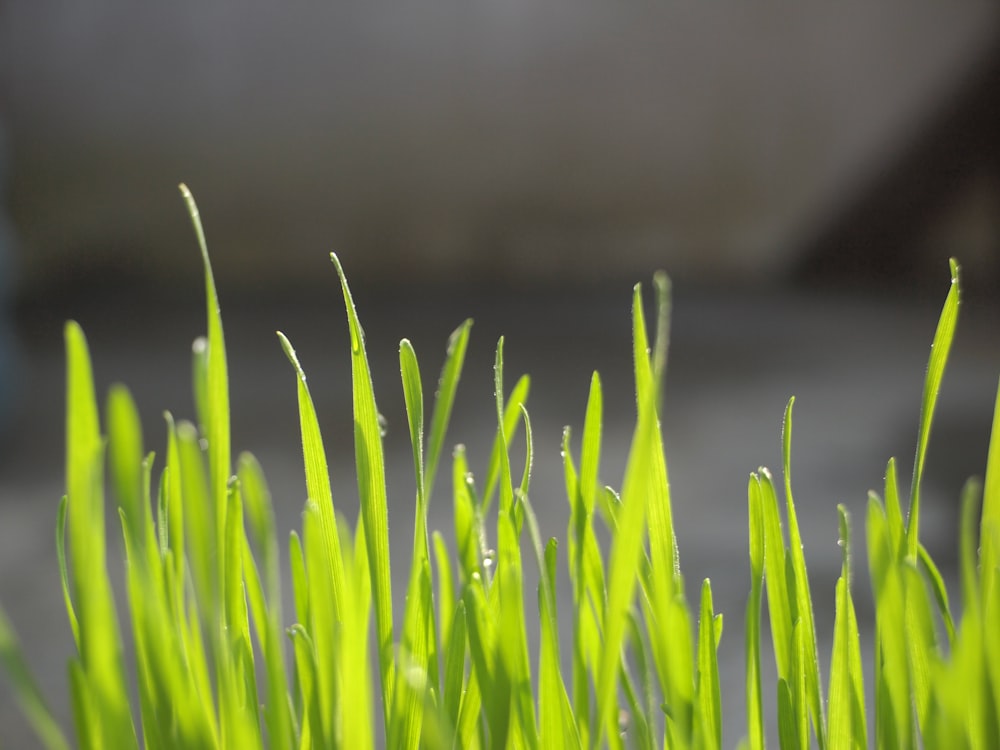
0;189;997;750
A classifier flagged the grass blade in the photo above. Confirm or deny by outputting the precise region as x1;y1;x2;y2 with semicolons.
906;258;960;560
331;252;395;727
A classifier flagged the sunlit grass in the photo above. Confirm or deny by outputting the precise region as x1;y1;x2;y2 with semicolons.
1;187;998;748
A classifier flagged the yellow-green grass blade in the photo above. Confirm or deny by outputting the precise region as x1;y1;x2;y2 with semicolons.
758;469;792;682
866;494;911;750
239;454;293;750
390;556;435;750
117;509;171;749
918;544;955;646
491;342;538;747
695;579;721;750
219;481;262;748
179;185;231;590
425;319;472;500
463;575;507;746
791;618;810;750
827;506;866;749
339;519;375;750
432;531;456;652
106;384;146;540
441;599;468;733
64;321;137;748
562;427;595;745
163;414;186;605
55;495;79;649
453;445;485;586
781;398;826;748
331;253;395;722
744;475;765;750
0;607;70;750
176;419;218;620
287;623;321;749
399;337;441;695
301;499;337;746
903;560;936;733
906;258;960;561
277;332;347;623
632;278;688;735
982;378;1000;610
522;495;581;750
883;459;905;562
482;373;530;513
596;386;657;747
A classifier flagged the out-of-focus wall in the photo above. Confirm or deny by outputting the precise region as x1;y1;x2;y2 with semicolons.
1;4;998;292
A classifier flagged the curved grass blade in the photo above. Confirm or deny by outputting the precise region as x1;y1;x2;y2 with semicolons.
425;319;472;499
331;252;395;725
982;378;1000;607
781;398;825;748
906;258;960;560
277;332;347;622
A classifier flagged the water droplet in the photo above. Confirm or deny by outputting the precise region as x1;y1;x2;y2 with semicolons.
483;549;496;568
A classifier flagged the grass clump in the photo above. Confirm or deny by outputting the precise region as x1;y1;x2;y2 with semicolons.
1;186;999;748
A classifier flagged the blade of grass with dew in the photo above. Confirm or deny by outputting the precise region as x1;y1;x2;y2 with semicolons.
425;319;472;500
781;398;826;748
391;338;433;749
482;373;530;513
276;331;347;742
695;578;721;750
744;475;765;750
0;607;69;750
827;505;866;749
64;321;137;749
491;339;538;747
180;185;231;598
906;258;960;560
565;374;609;746
277;332;347;618
331;253;395;724
239;453;294;750
866;494;910;750
453;444;484;586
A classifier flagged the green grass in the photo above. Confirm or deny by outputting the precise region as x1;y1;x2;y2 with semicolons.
2;187;999;748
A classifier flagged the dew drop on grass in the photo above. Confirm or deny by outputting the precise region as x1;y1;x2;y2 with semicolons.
377;412;388;438
483;549;496;568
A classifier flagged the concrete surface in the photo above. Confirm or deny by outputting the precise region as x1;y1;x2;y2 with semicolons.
1;274;997;746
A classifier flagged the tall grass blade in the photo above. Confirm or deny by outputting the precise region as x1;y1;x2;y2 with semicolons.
331;252;395;726
906;258;960;560
781;398;825;748
425;319;472;500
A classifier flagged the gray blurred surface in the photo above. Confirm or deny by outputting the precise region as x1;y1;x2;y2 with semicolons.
1;3;998;291
1;276;997;746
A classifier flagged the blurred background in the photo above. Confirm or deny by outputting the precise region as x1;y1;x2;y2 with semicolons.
1;3;999;746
